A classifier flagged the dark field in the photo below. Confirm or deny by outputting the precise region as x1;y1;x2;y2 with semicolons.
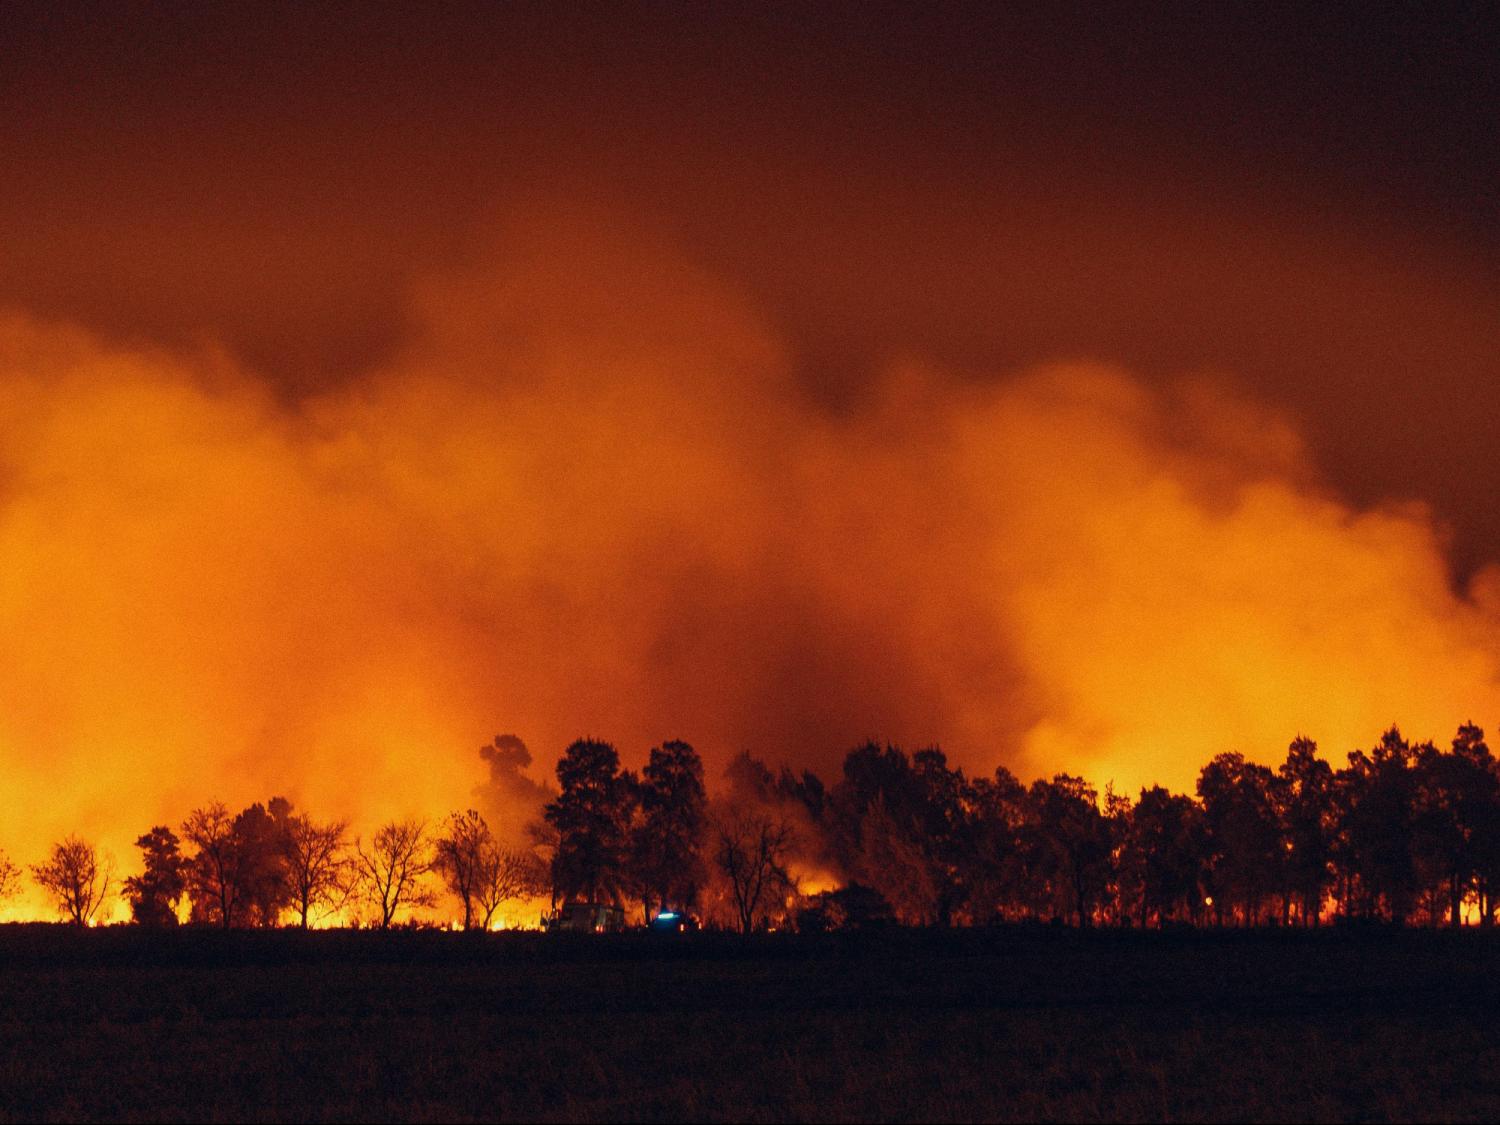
1;925;1498;1122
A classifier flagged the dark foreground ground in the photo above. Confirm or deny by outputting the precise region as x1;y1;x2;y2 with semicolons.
1;924;1498;1122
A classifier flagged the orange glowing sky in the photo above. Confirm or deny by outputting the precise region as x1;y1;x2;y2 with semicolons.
0;5;1497;916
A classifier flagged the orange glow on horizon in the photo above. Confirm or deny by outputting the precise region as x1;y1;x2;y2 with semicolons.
2;215;1499;921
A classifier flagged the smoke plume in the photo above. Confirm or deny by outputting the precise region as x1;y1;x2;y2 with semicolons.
2;211;1497;918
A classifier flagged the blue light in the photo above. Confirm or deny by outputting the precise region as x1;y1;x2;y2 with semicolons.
657;911;679;920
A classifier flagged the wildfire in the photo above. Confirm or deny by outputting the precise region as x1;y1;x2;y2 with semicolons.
1;220;1498;920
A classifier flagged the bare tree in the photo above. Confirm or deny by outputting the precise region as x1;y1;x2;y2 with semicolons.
714;812;797;934
0;850;22;904
434;810;491;930
354;818;435;929
181;801;241;927
474;843;547;930
31;836;114;926
282;813;353;929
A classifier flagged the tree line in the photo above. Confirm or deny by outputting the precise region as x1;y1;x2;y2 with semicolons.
0;801;547;930
529;723;1500;932
5;723;1500;931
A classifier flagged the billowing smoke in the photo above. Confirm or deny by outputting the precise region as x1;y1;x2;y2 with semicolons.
473;735;554;850
2;211;1497;918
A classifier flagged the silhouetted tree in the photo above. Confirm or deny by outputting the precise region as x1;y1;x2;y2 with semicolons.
544;739;635;905
963;767;1029;923
795;882;894;932
1276;737;1334;925
826;743;970;926
354;818;435;929
1197;754;1281;925
473;843;547;929
1337;727;1423;922
713;811;796;934
180;798;295;927
828;743;920;876
233;799;295;926
857;793;941;924
1024;775;1111;926
123;826;186;927
1120;786;1203;927
1394;725;1500;926
632;740;708;919
1099;785;1136;927
910;748;975;925
32;836;113;926
776;766;828;823
182;801;241;927
0;850;22;905
281;812;353;928
434;809;493;930
717;751;833;904
37;718;1500;936
1448;724;1500;925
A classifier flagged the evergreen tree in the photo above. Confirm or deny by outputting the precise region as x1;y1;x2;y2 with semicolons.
544;739;635;905
123;826;187;927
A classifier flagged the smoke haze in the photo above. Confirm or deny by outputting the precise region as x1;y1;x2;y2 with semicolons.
3;208;1498;920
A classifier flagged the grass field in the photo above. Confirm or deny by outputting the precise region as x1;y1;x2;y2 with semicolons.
0;924;1497;1122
